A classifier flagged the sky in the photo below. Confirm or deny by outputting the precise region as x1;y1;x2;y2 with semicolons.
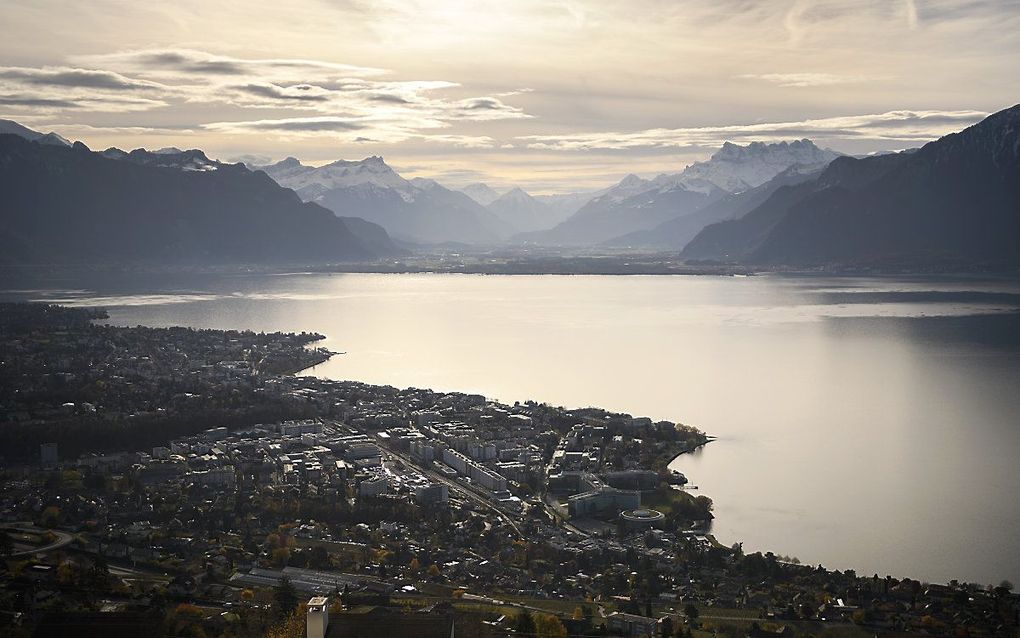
1;0;1017;193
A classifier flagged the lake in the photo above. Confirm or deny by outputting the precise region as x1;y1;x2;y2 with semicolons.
5;271;1020;585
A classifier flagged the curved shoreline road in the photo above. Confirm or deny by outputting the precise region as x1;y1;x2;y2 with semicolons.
2;523;74;556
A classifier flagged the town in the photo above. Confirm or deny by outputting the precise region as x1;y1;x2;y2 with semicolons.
0;303;1017;638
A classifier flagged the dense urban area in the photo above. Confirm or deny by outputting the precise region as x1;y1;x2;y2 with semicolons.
0;303;1016;638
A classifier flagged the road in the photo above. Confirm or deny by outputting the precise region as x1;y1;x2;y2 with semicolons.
375;442;524;539
541;493;590;538
2;523;74;556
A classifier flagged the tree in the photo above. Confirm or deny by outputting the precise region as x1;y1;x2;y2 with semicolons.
271;547;291;568
273;575;299;618
572;606;584;621
534;613;568;638
40;505;61;528
514;610;537;635
265;605;306;638
57;560;77;585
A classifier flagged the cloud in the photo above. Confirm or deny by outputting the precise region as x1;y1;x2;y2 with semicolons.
1;48;531;145
0;64;170;113
518;109;988;151
47;123;198;137
72;48;385;80
235;83;333;103
419;134;496;148
0;66;160;90
0;95;81;108
740;73;872;87
206;117;367;133
203;117;498;147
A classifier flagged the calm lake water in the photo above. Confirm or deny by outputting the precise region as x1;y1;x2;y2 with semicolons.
6;271;1020;585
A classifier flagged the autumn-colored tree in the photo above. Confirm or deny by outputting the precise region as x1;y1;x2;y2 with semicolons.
409;557;421;571
427;563;441;578
175;603;205;617
572;606;584;621
271;547;291;567
265;605;306;638
534;613;568;638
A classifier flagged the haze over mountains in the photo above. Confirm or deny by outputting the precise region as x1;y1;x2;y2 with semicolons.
1;105;1018;270
519;139;841;246
249;139;841;248
254;156;509;244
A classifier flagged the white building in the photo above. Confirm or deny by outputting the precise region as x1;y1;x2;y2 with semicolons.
306;596;329;638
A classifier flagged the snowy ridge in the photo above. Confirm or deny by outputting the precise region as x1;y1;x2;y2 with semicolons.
0;119;71;147
595;139;840;203
257;156;418;202
676;139;840;193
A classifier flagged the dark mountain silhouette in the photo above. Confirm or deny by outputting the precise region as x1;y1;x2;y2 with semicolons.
0;133;400;264
681;105;1020;269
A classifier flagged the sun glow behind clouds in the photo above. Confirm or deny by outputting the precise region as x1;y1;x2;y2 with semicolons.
0;0;1017;189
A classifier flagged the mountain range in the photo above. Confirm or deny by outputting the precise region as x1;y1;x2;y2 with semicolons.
2;105;1017;270
607;163;827;250
517;139;841;246
251;140;843;248
253;157;509;244
0;124;400;265
0;119;71;148
681;104;1020;268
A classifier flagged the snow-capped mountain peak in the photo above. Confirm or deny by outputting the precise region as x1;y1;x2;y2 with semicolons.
259;155;418;202
679;139;840;193
596;138;841;202
0;119;71;147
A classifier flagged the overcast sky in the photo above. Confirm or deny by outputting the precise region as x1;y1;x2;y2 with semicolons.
1;0;1017;192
